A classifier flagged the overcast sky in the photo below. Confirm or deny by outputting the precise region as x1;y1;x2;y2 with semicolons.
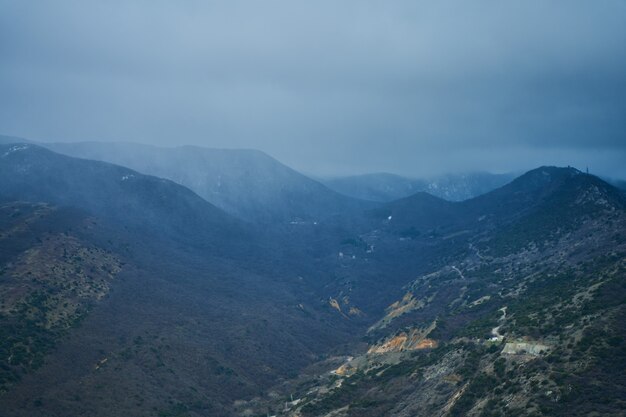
1;1;625;177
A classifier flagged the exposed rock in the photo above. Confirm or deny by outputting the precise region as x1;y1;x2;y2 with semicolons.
502;341;550;355
368;292;424;331
368;324;438;354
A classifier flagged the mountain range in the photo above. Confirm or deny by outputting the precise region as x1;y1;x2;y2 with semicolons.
321;172;517;202
0;135;527;221
0;139;624;416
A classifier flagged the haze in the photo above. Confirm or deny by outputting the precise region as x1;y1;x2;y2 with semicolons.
1;1;625;177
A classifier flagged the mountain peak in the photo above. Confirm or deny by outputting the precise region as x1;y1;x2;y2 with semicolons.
507;165;582;189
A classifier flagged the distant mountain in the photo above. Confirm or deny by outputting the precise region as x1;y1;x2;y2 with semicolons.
322;171;516;202
0;143;244;251
361;167;604;235
44;141;373;223
322;173;423;202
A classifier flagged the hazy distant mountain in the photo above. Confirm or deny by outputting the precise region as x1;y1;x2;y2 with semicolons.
44;141;373;223
343;167;584;240
323;171;516;202
0;143;244;251
321;173;421;202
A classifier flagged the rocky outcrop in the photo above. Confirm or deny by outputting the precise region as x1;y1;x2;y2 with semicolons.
502;341;550;356
368;324;438;354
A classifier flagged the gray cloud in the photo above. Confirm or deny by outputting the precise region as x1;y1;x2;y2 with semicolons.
1;0;625;177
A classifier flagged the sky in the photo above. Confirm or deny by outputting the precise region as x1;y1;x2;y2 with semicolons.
1;1;625;178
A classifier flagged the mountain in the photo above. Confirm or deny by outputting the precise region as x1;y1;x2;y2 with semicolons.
250;168;626;416
43;141;373;223
0;144;359;416
355;167;600;236
322;172;516;202
0;144;248;253
1;150;624;417
322;173;424;202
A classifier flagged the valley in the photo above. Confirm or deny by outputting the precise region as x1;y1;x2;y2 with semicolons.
0;143;624;416
2;2;625;415
250;169;626;416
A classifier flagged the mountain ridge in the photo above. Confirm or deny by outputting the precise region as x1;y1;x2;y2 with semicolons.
323;171;517;202
42;141;375;223
0;143;247;252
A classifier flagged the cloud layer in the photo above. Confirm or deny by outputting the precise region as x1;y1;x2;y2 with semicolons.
1;1;625;177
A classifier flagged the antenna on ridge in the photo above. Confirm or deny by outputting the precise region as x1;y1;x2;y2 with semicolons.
586;166;589;174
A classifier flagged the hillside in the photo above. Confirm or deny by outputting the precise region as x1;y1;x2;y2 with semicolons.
0;144;242;248
0;145;360;416
0;149;624;417
348;167;596;238
44;141;373;223
249;168;626;417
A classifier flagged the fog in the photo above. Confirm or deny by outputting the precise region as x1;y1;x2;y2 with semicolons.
1;1;625;177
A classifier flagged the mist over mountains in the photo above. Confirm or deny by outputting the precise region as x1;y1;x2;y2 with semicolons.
0;135;527;221
322;172;517;202
0;138;625;417
42;141;373;224
2;1;625;415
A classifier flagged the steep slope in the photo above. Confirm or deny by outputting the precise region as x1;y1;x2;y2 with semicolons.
44;141;373;223
0;143;246;252
0;201;123;394
251;170;626;417
0;145;359;416
323;172;515;202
